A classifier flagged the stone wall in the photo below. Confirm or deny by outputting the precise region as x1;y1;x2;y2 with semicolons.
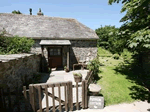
0;54;41;90
31;39;97;69
69;40;97;68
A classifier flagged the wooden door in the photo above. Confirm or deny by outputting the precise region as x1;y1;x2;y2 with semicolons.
48;48;62;68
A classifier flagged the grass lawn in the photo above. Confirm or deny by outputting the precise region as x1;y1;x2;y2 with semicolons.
97;48;149;106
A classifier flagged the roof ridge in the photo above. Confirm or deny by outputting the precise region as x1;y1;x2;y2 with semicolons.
0;13;76;20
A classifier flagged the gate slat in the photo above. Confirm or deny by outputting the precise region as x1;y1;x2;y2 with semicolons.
29;85;36;112
23;86;27;112
64;83;68;111
76;82;79;110
85;80;88;108
42;89;65;104
45;85;49;112
69;81;73;111
58;84;62;112
82;81;85;109
67;82;70;110
52;84;55;112
38;85;42;112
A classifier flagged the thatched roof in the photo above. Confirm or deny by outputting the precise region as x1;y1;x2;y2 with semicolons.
0;13;98;40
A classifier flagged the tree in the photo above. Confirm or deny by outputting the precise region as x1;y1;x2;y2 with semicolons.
95;25;126;54
108;0;150;92
12;10;22;14
108;0;150;53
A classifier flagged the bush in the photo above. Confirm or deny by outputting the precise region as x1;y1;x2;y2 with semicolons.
0;35;34;54
113;54;120;60
121;49;133;61
87;57;101;80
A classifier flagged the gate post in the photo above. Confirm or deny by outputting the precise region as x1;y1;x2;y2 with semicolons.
82;80;85;109
85;80;88;109
29;84;36;112
82;80;88;109
69;81;73;111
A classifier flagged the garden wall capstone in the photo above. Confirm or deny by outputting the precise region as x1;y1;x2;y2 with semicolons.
0;54;41;91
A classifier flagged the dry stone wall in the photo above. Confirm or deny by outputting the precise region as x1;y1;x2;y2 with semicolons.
69;40;97;68
0;54;41;90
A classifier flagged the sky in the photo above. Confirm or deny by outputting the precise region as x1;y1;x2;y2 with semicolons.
0;0;125;30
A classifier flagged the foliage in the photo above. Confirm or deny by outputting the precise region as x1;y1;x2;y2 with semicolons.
73;72;82;77
87;56;101;80
128;28;150;52
113;54;120;60
12;10;22;14
108;0;150;53
95;25;126;54
121;49;133;63
0;30;34;54
98;47;113;57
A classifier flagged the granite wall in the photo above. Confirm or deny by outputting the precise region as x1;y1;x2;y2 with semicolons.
0;54;41;90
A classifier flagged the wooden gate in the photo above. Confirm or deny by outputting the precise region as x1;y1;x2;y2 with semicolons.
28;80;88;112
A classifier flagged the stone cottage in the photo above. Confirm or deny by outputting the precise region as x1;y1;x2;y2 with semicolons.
0;10;99;71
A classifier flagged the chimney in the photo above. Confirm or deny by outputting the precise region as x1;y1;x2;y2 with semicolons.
29;8;32;15
37;8;44;16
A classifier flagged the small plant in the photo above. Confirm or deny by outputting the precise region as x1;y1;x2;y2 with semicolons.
48;67;51;73
73;72;82;77
113;54;120;60
64;66;66;70
73;72;82;82
64;66;69;72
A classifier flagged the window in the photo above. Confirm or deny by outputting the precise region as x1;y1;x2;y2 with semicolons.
49;48;61;56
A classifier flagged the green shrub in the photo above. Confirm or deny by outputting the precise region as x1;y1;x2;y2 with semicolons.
121;49;133;60
0;35;34;54
113;54;120;60
87;57;101;80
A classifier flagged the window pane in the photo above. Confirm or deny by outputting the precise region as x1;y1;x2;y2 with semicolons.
54;51;57;55
58;49;60;55
50;49;53;55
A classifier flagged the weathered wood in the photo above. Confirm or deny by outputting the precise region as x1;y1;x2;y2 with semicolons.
45;85;49;112
67;82;70;110
85;80;88;109
29;85;36;112
69;82;73;111
23;86;27;112
72;84;82;88
58;84;62;112
64;83;68;111
76;82;79;110
42;89;65;104
29;85;32;109
38;85;42;112
52;84;55;112
33;82;68;89
67;47;70;70
82;81;85;109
